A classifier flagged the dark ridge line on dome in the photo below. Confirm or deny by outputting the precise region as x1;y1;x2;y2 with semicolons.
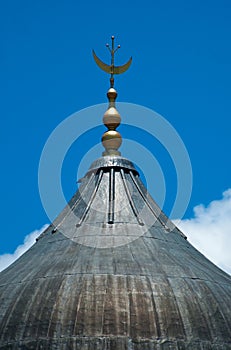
1;273;230;288
36;225;51;241
129;170;168;229
120;168;144;226
108;168;115;224
181;277;215;341
158;273;187;338
71;172;95;210
40;167;101;239
100;274;110;335
51;172;95;234
146;275;162;338
76;169;104;227
41;174;94;235
130;171;187;240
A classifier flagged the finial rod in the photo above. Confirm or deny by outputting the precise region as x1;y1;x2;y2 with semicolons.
105;36;121;87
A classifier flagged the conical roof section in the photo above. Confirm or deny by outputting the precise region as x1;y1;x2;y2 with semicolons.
0;154;231;349
0;38;230;349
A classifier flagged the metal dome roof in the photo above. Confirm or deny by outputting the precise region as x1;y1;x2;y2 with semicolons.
0;156;230;349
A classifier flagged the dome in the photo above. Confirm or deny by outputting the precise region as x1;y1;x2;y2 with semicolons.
0;155;230;349
0;36;230;349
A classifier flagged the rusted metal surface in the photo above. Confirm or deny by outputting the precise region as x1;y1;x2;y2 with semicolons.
0;156;230;349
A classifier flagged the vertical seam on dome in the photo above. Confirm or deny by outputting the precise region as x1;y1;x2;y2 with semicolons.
76;170;104;227
120;169;144;226
146;276;161;338
129;171;170;230
108;168;115;224
52;172;95;233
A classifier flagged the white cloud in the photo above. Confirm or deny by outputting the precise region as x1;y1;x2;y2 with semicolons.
174;189;231;275
0;224;49;272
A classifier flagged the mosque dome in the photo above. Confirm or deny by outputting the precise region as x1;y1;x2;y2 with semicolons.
0;37;230;350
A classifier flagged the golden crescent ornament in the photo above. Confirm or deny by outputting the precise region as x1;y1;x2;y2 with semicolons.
92;36;132;87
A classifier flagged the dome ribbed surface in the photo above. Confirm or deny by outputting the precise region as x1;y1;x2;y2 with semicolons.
0;156;230;349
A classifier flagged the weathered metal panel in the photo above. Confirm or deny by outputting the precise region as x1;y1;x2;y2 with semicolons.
0;156;230;349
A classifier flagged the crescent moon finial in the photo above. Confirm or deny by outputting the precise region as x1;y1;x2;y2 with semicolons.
92;36;132;88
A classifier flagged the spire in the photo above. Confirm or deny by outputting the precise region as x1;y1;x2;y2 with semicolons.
92;36;132;156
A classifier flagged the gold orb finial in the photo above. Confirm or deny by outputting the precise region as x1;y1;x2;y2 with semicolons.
101;86;122;156
93;36;132;156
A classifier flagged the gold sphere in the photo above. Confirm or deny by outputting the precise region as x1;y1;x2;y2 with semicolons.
107;88;117;101
103;107;121;130
102;130;122;151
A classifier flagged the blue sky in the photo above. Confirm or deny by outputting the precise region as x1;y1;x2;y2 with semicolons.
1;1;231;272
